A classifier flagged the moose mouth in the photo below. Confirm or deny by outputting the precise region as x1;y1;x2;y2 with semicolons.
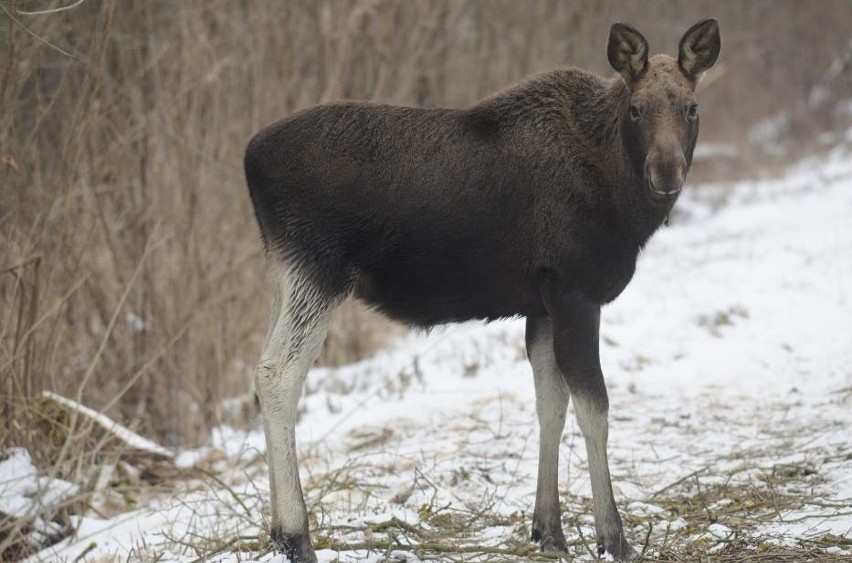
648;179;683;199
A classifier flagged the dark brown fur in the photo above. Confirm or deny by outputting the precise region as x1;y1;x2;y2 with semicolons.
245;19;720;563
246;67;666;324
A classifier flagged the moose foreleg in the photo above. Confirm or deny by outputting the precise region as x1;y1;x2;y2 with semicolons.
543;289;638;561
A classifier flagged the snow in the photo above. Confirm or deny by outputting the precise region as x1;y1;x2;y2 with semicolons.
18;147;852;561
0;449;78;520
692;141;737;160
0;448;78;550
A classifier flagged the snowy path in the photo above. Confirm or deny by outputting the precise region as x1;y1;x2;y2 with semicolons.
27;150;852;562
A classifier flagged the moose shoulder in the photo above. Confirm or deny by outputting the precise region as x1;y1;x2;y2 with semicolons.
245;19;720;563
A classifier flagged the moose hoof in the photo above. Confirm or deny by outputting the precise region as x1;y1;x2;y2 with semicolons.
531;526;569;554
271;528;317;563
598;536;639;562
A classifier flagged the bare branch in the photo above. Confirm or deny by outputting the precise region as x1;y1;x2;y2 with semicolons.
0;1;75;58
15;0;87;16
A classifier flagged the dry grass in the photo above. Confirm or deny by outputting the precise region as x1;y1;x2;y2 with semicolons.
125;450;849;563
313;459;848;562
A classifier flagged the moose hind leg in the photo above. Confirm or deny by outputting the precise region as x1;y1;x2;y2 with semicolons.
526;315;570;553
255;264;343;563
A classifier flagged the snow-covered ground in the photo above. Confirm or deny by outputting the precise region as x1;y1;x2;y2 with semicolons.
8;148;852;562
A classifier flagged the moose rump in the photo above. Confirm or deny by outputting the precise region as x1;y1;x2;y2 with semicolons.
244;102;547;326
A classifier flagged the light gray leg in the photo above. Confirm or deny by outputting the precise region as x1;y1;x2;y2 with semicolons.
571;388;637;561
536;284;637;562
255;264;343;563
526;315;570;553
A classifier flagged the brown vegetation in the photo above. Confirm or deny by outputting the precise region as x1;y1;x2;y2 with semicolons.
1;0;850;459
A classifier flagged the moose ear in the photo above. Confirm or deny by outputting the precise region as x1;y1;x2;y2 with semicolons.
678;18;720;81
608;23;648;86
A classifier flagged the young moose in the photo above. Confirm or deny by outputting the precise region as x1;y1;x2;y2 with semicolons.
244;19;720;563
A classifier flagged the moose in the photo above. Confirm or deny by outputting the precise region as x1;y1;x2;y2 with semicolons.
244;19;720;563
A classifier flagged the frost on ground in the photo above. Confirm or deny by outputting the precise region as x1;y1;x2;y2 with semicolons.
11;149;852;562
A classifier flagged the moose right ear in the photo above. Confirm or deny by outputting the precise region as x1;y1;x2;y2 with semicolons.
608;23;648;87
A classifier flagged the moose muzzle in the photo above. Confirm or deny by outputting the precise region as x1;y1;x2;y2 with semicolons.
645;146;687;197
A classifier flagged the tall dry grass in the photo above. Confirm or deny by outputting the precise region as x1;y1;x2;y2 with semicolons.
1;0;850;457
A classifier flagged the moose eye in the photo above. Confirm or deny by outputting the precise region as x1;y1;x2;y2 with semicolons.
687;103;699;121
629;105;642;121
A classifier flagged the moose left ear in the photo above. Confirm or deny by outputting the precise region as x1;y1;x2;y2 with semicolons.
678;18;720;81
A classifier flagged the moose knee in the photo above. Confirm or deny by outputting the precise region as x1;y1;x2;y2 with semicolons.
571;388;610;432
255;359;281;389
